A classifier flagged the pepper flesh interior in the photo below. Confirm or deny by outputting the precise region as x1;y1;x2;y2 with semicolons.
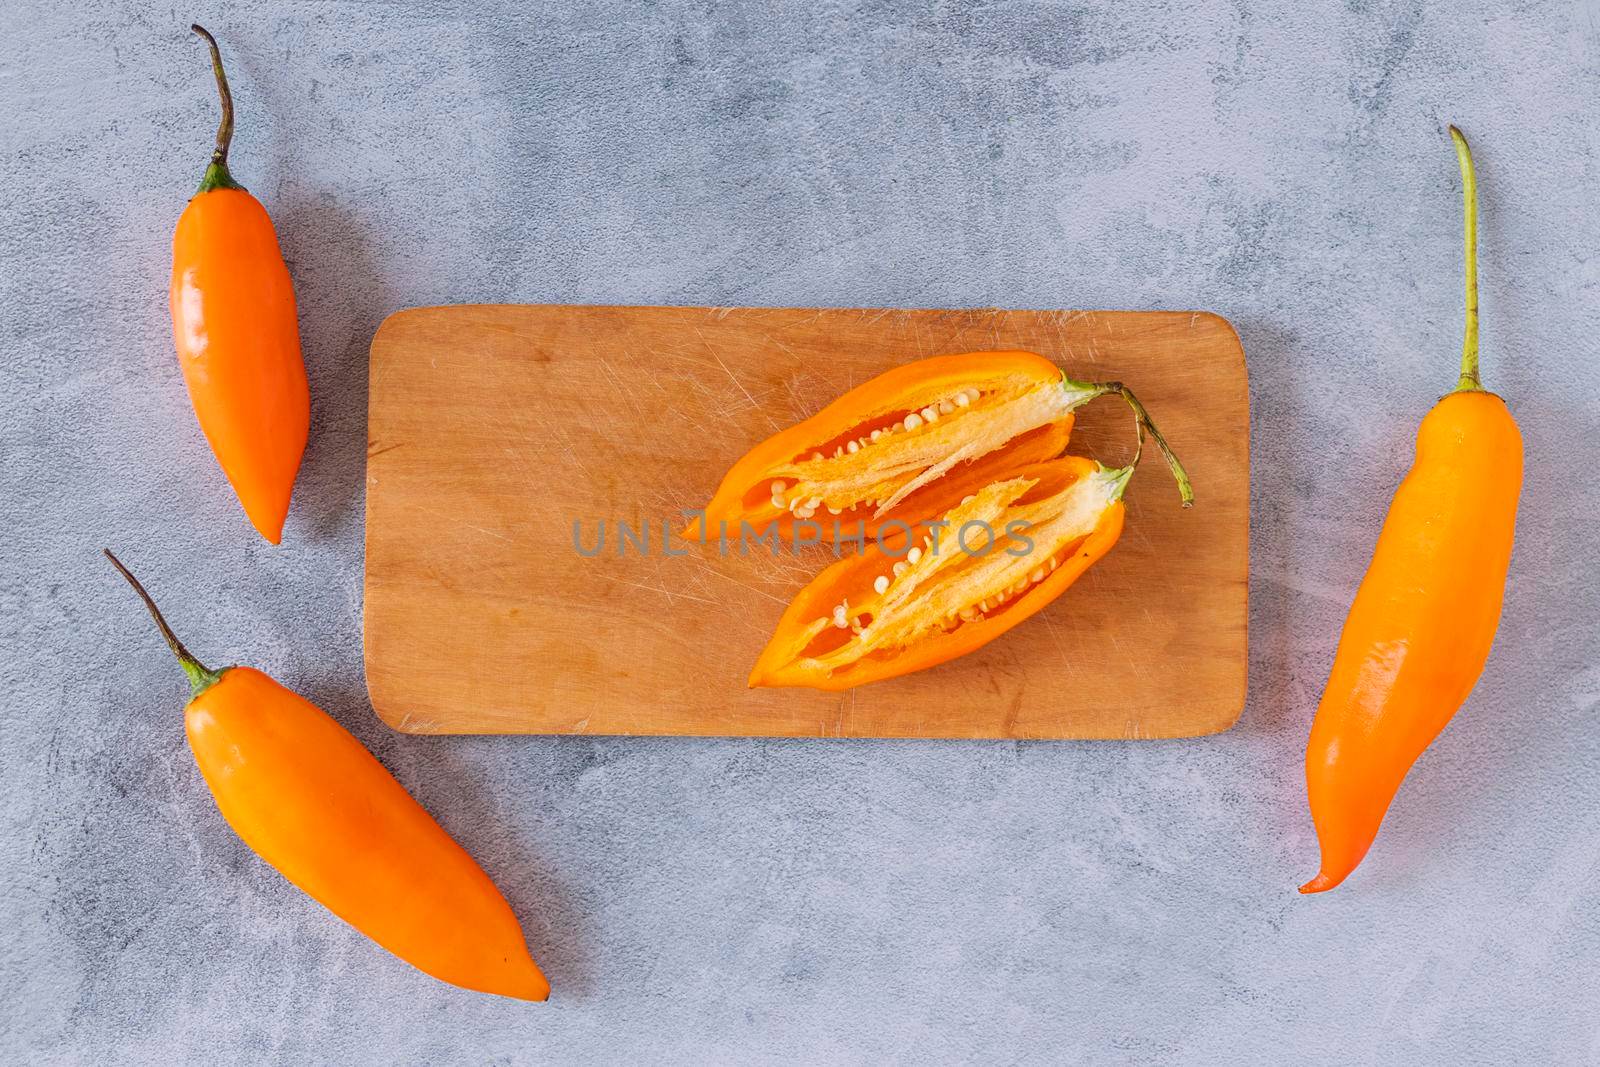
759;372;1099;522
788;464;1121;677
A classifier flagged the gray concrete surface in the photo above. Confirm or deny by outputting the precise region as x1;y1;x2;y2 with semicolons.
4;0;1600;1062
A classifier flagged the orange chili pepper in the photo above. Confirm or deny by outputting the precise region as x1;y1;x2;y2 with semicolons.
750;395;1192;691
170;26;309;544
1301;128;1523;894
685;351;1134;544
105;550;550;1001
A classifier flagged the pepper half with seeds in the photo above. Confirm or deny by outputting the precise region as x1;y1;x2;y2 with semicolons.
683;351;1128;543
749;395;1193;691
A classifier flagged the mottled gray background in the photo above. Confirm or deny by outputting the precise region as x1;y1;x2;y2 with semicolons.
4;0;1599;1063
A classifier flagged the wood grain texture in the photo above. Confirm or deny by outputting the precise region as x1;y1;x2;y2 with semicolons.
364;305;1249;738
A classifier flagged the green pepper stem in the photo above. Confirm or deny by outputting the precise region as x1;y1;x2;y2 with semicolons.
190;24;244;193
1450;125;1481;392
104;549;225;700
1064;377;1194;507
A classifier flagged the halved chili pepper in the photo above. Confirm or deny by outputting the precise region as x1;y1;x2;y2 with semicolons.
750;395;1192;690
684;351;1135;543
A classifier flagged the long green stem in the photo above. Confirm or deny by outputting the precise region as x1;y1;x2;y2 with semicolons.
1450;125;1481;392
191;24;243;193
1119;385;1194;506
1065;377;1195;507
104;549;225;699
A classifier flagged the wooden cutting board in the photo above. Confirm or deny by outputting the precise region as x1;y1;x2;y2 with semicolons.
364;305;1248;738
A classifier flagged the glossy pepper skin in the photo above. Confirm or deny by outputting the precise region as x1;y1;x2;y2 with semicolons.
170;26;309;544
105;551;550;1001
1301;128;1523;894
684;351;1108;543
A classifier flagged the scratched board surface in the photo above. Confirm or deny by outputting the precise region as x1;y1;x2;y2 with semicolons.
364;305;1248;738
